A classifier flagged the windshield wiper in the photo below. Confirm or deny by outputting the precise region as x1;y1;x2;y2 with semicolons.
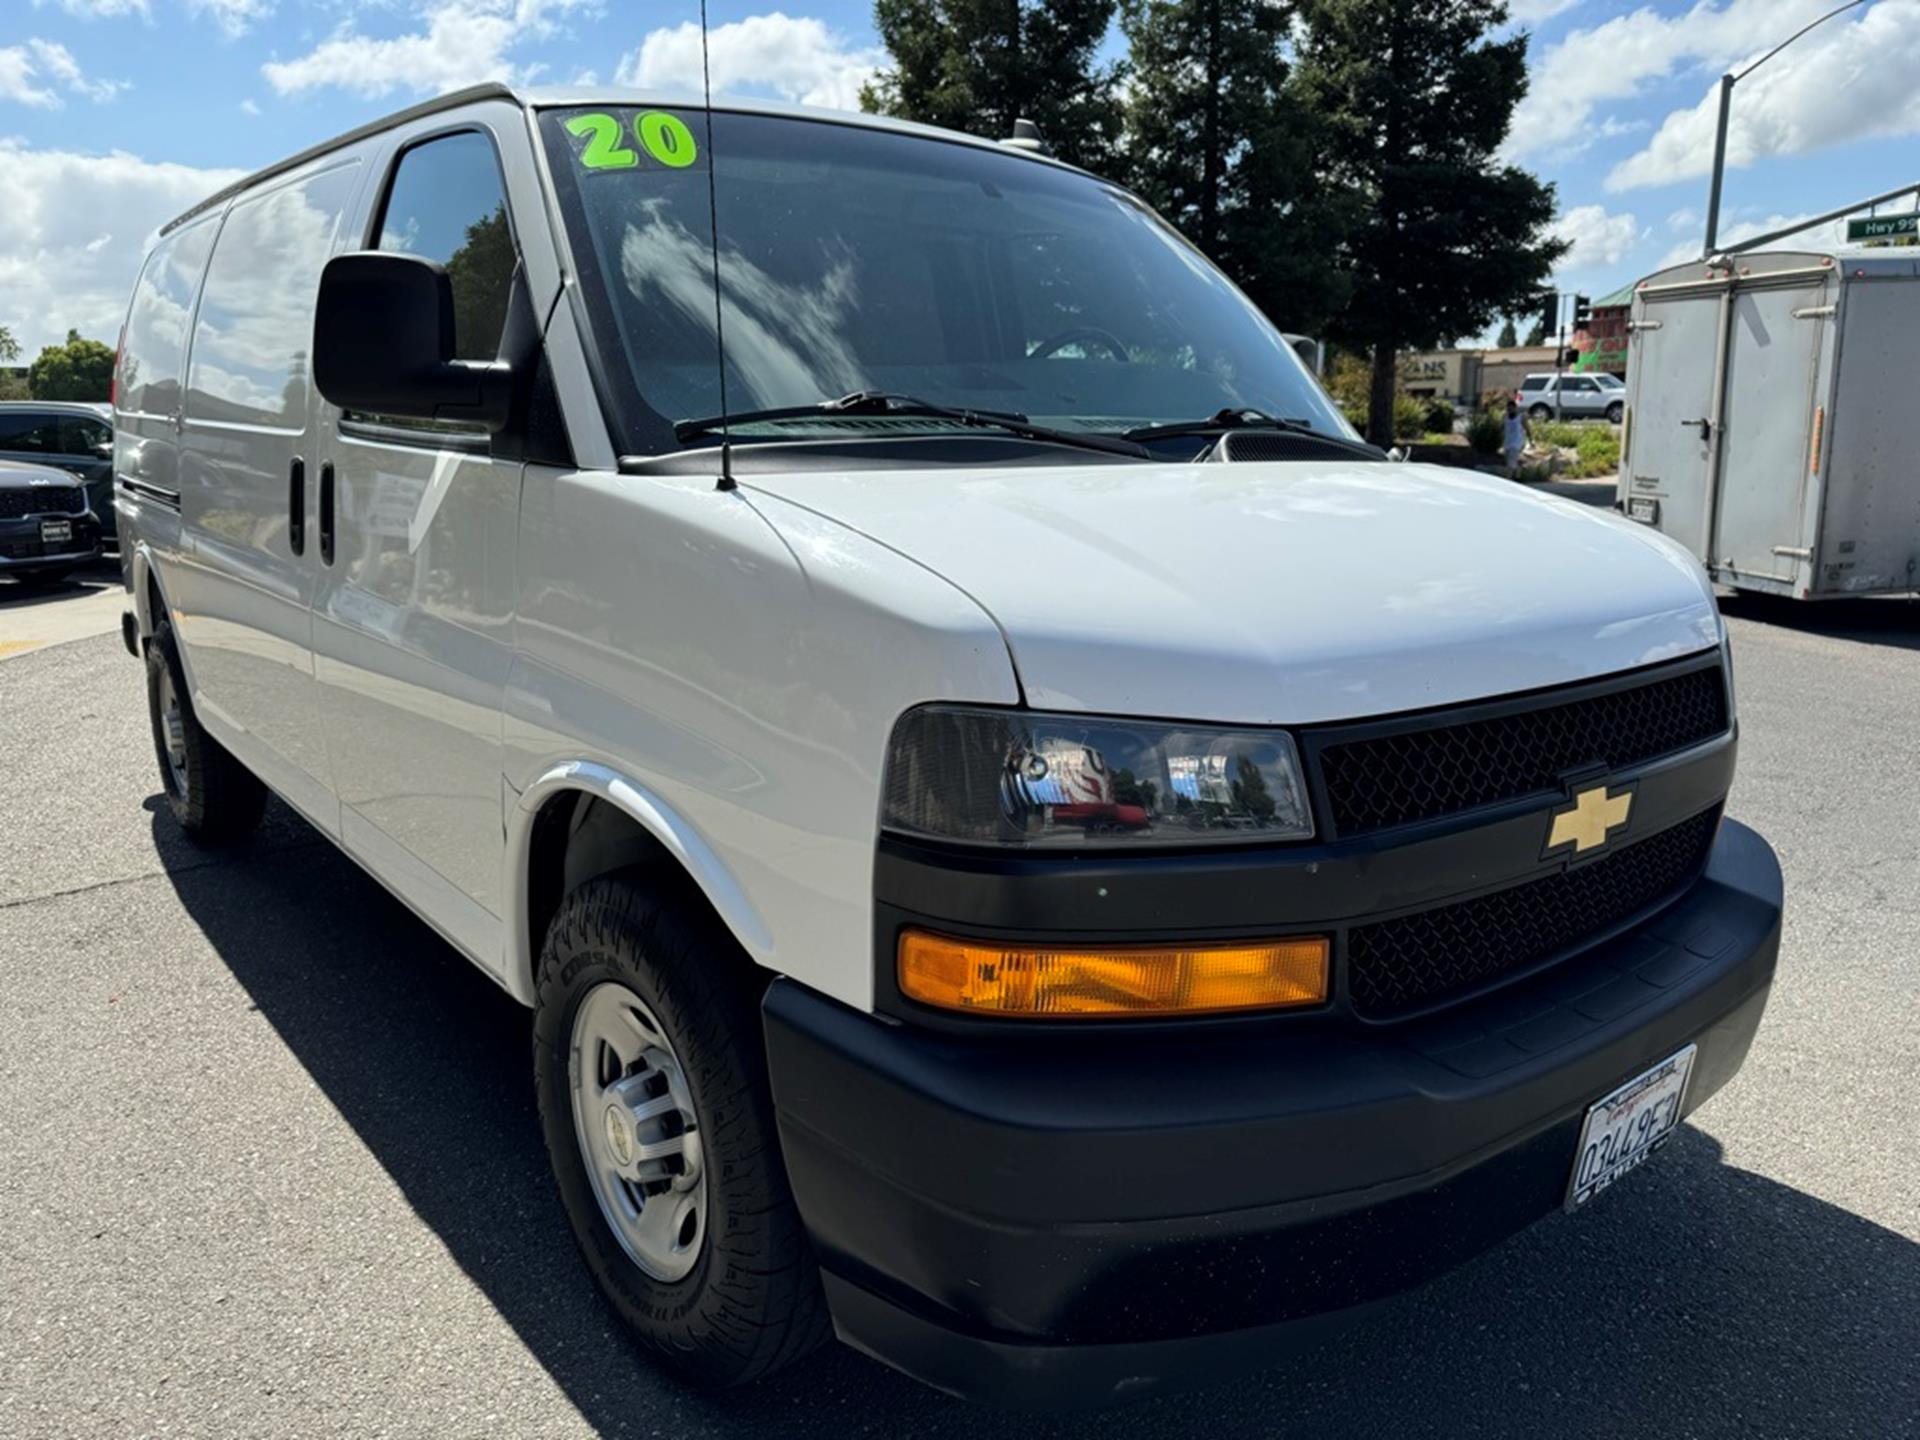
1123;409;1325;443
674;390;1151;460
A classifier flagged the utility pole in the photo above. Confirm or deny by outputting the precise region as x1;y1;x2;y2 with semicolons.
1702;0;1869;258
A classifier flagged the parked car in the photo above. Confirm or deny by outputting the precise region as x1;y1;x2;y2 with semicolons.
0;458;101;583
0;400;115;548
1517;372;1626;423
114;84;1781;1407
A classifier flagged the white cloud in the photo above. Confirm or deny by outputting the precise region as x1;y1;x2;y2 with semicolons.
0;140;244;353
1507;0;1847;164
1655;209;1852;266
262;0;588;97
1609;1;1920;190
0;39;127;107
33;0;152;17
615;12;883;112
1507;0;1583;23
1553;203;1644;269
239;97;260;115
189;0;273;39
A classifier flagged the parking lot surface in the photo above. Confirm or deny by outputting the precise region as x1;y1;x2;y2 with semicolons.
1;585;1915;1438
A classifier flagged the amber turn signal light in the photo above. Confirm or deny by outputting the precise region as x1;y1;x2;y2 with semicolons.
897;929;1329;1018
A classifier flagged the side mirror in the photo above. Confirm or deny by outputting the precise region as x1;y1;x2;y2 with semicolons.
313;251;512;433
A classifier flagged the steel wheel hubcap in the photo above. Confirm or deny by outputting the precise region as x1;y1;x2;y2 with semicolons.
157;668;188;794
568;982;706;1281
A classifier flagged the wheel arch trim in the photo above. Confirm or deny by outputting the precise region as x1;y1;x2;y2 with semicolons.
504;760;775;1006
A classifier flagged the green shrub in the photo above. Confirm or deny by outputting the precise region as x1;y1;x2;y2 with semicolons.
1342;403;1368;433
1424;400;1456;433
1392;393;1428;440
1466;409;1503;455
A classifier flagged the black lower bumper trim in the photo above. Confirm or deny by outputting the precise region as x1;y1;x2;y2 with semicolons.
763;820;1782;1406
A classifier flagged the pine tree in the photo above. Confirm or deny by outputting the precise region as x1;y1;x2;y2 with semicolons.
1497;315;1518;348
1119;0;1352;332
1295;0;1566;445
861;0;1122;173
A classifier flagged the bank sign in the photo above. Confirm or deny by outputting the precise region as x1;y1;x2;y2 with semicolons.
1846;214;1919;246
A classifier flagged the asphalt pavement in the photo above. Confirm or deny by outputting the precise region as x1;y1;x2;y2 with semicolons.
0;583;1915;1438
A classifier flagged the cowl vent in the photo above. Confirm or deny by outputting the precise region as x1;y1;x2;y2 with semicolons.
1208;430;1388;464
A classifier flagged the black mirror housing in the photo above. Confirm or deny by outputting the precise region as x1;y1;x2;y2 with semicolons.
313;251;513;433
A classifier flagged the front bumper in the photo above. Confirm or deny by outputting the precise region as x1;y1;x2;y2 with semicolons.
0;512;101;572
763;818;1781;1407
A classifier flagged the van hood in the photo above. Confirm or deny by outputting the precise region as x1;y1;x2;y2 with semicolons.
743;461;1722;726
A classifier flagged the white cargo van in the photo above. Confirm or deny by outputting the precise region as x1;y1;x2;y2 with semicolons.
114;84;1782;1406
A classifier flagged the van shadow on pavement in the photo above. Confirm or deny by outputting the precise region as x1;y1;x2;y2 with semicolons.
153;800;1919;1440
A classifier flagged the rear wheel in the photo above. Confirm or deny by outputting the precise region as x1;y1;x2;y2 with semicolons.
1528;403;1552;422
1606;401;1625;424
533;876;829;1388
145;617;267;844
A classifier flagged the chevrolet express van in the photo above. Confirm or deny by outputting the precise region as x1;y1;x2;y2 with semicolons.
114;83;1783;1406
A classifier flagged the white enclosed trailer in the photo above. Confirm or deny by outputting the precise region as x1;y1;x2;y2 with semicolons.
1619;249;1920;598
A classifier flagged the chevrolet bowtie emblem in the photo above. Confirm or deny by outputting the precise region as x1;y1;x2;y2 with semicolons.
1547;784;1633;856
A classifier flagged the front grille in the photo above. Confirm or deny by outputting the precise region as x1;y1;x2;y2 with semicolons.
0;486;85;519
1316;663;1729;836
1347;808;1719;1018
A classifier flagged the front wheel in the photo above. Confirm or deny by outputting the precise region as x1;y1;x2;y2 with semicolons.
533;876;829;1388
1606;402;1625;424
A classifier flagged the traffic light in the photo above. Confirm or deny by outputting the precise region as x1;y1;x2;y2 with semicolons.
1539;292;1558;339
1573;294;1593;330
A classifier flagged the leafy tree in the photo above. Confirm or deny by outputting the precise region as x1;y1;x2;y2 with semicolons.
1294;0;1566;445
445;205;515;360
861;0;1122;172
0;324;19;364
1496;315;1518;348
29;329;115;402
1119;0;1351;332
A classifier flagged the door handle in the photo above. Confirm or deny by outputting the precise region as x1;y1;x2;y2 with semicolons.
319;461;335;566
289;456;305;556
1680;417;1713;443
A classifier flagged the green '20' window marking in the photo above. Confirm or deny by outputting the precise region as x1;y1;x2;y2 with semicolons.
566;113;637;169
636;111;698;168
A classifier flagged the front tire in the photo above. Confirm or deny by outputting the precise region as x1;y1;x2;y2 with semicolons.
1606;401;1625;424
145;617;267;845
533;876;829;1389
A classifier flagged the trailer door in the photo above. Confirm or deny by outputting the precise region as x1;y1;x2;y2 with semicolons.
1713;271;1831;585
1623;282;1724;561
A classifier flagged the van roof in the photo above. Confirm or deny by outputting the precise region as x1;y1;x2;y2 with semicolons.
161;82;1089;238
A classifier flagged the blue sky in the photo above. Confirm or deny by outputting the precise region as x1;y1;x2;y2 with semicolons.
4;0;1917;354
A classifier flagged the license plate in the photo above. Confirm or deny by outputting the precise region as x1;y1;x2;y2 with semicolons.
1627;497;1660;524
40;519;72;545
1566;1044;1695;1210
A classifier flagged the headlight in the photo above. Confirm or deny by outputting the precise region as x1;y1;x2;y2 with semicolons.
881;705;1314;847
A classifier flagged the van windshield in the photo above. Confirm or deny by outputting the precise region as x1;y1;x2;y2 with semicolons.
539;107;1353;459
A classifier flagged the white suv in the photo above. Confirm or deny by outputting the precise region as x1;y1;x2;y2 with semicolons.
114;83;1779;1406
1518;371;1626;422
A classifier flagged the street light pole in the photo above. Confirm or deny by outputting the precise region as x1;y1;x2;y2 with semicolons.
1700;0;1870;259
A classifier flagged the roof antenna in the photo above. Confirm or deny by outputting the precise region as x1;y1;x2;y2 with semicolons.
698;0;734;491
1003;118;1049;155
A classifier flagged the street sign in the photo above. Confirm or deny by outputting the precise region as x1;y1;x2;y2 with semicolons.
1847;214;1920;245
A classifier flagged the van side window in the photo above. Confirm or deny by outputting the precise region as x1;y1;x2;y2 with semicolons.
374;131;515;362
120;220;217;419
189;164;361;429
